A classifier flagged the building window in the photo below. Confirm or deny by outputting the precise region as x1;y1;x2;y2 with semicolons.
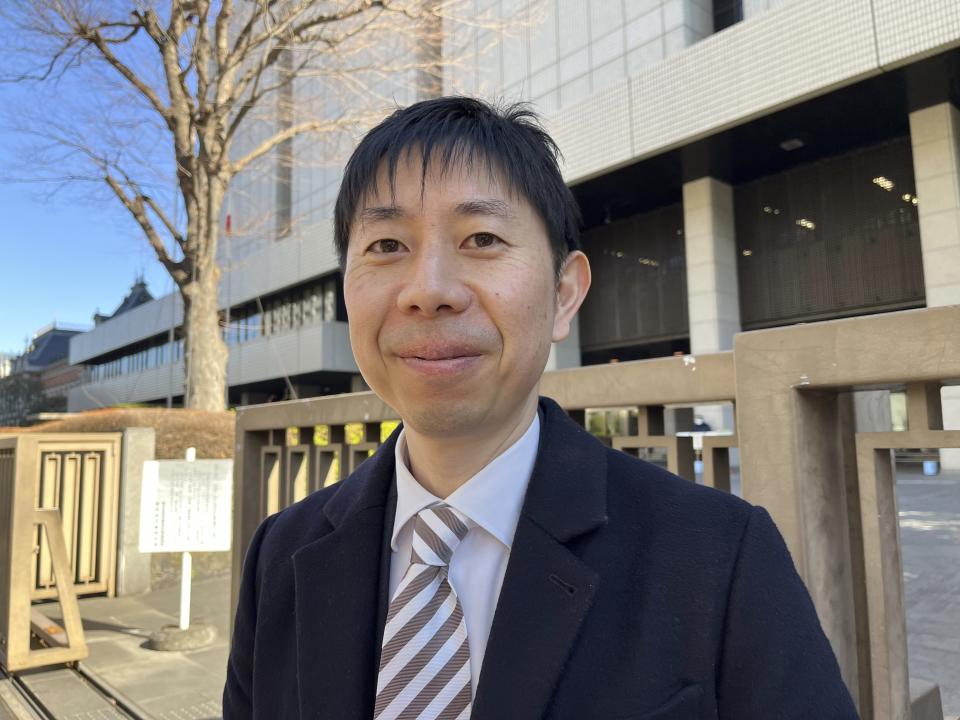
323;279;337;322
88;274;343;382
713;0;743;32
275;50;294;240
735;137;924;329
578;203;688;354
224;273;339;344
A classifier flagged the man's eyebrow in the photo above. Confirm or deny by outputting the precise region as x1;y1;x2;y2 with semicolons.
359;205;406;222
454;199;515;219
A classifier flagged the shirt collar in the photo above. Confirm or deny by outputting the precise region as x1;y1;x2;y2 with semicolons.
391;412;541;552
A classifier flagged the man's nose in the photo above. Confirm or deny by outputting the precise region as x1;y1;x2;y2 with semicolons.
396;245;471;317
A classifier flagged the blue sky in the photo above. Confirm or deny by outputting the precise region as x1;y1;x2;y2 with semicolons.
0;35;173;357
0;175;170;355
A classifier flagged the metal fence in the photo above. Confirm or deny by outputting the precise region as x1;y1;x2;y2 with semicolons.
232;304;960;720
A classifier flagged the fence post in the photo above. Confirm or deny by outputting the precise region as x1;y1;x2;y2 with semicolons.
116;427;155;596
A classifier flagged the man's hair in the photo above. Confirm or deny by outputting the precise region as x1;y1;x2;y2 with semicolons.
333;96;581;279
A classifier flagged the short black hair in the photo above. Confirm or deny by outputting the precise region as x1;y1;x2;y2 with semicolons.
333;96;581;279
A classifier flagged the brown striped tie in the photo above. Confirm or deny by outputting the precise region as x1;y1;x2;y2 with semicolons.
375;503;472;720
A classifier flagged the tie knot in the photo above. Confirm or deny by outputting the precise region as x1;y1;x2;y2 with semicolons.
410;503;470;567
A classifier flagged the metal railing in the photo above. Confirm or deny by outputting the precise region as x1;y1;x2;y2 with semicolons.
232;304;960;720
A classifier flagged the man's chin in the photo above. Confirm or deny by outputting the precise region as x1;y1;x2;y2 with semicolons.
398;397;492;439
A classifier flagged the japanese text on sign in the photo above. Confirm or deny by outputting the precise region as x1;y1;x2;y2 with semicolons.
139;459;233;553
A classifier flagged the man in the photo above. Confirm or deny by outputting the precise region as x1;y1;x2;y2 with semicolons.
224;97;858;719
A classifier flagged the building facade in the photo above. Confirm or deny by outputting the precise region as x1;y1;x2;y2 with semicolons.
0;324;85;425
68;0;960;461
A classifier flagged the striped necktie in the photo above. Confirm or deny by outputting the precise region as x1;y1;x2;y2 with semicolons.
375;503;473;720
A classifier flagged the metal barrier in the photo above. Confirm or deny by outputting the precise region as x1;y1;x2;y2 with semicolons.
0;433;121;671
232;304;960;720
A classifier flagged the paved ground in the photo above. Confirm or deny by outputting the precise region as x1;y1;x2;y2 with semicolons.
1;466;956;719
38;575;230;720
897;467;960;717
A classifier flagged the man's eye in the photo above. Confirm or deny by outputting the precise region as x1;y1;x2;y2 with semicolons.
465;232;503;249
368;239;402;253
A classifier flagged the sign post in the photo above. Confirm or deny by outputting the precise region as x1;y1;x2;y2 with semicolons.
139;447;233;650
180;548;192;629
179;446;196;630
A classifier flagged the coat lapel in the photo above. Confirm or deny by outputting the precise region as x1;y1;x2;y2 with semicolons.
292;427;400;720
472;397;608;720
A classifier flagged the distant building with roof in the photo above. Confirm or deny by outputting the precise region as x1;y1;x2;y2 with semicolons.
1;278;153;423
1;323;87;424
18;325;87;408
93;277;154;326
13;324;83;376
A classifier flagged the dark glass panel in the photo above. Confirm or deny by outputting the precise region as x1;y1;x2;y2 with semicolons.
580;203;688;352
713;0;743;32
735;137;924;329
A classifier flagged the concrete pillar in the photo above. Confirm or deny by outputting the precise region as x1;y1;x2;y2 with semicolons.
545;314;581;371
116;427;155;596
664;407;694;436
854;390;893;433
910;102;960;469
682;177;741;432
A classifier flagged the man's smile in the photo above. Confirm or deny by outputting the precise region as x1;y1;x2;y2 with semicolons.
395;341;485;361
395;343;485;377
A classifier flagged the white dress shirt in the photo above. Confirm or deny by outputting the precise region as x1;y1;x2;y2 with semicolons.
388;412;541;698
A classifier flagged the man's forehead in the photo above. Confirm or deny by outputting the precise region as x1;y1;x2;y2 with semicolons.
358;198;517;224
358;150;518;211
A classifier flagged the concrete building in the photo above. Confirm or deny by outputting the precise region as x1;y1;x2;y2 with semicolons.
68;0;960;461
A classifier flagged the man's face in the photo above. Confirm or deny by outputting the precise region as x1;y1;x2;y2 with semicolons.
343;155;583;439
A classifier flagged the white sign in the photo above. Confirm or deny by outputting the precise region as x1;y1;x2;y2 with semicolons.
139;459;234;553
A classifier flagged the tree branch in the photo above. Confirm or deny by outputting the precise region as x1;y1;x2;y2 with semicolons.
75;21;174;131
103;172;188;286
214;0;234;72
221;0;283;75
132;6;198;199
223;0;386;115
191;0;214;113
227;118;349;176
143;194;187;253
225;42;316;143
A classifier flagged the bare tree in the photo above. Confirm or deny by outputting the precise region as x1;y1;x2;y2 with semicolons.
0;374;46;426
1;0;527;410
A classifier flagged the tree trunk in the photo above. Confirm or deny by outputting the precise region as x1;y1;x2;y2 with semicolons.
181;269;228;411
181;177;228;411
416;0;443;99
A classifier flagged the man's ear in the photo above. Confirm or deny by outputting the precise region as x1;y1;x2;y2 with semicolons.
553;251;591;342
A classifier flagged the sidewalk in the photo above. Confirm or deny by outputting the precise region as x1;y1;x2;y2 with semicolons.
898;467;960;718
45;574;230;720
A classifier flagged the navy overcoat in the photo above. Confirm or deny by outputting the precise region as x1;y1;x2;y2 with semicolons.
224;396;858;719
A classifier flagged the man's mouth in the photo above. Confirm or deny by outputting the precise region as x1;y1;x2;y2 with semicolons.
396;344;484;376
396;344;482;361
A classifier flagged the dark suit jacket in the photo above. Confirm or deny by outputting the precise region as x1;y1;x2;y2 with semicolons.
224;396;858;719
